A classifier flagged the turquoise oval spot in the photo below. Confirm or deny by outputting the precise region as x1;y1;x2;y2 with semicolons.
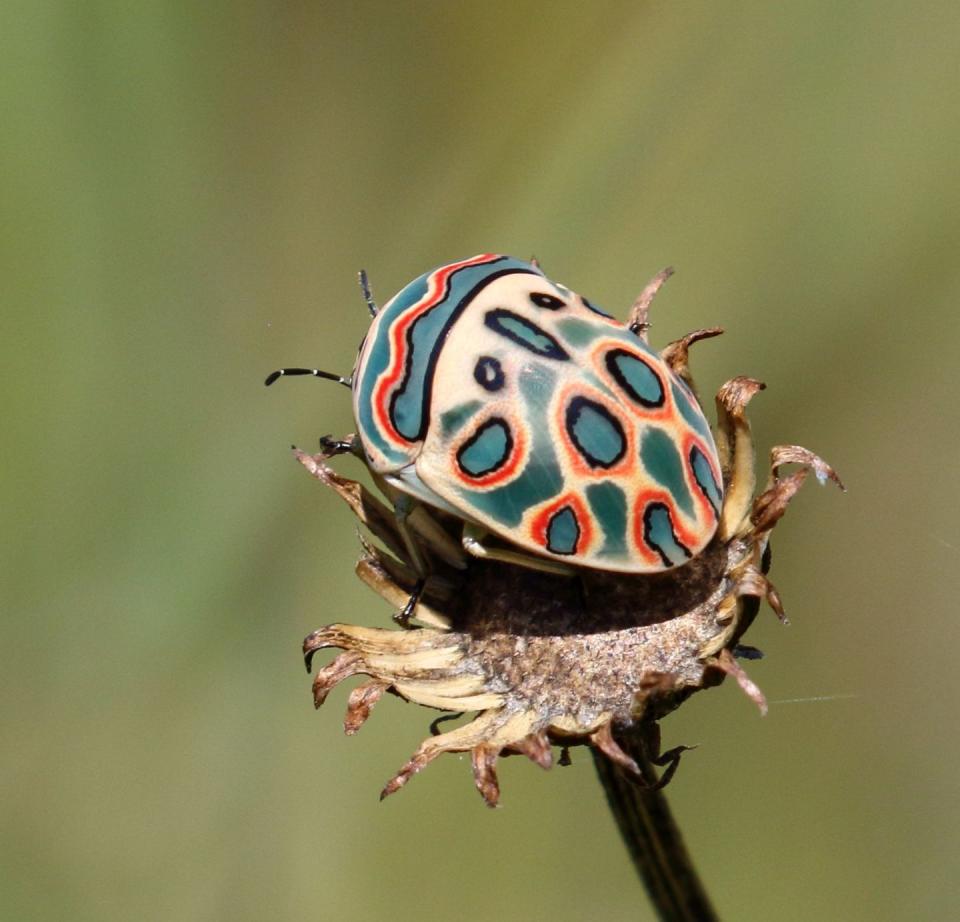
457;417;512;477
690;445;722;517
546;506;580;554
605;348;664;407
642;502;692;568
484;309;570;360
565;396;626;468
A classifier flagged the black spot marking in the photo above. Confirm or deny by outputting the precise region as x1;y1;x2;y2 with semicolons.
546;505;580;555
564;396;627;468
689;444;722;518
484;309;570;360
456;417;513;477
530;291;566;310
642;502;692;568
604;348;665;408
473;356;505;392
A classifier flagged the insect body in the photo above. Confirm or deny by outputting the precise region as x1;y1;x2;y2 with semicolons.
351;254;723;574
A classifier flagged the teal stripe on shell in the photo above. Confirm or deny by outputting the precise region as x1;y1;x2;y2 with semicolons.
575;367;618;403
440;400;484;438
556;316;603;348
585;481;627;559
355;265;431;467
556;316;662;358
355;256;539;467
670;379;713;443
390;303;453;438
640;427;694;517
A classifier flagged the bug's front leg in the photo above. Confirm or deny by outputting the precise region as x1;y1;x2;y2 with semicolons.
318;433;361;458
390;494;430;628
388;494;470;627
393;577;426;628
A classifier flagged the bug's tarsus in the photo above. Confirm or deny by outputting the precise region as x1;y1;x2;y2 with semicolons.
318;434;356;457
648;744;695;791
264;367;352;388
393;578;426;629
429;712;465;736
358;269;378;317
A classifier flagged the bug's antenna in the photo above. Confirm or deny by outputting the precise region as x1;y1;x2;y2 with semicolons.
358;269;377;317
264;367;352;388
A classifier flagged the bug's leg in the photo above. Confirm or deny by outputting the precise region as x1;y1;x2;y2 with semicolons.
404;505;468;570
592;721;694;792
318;433;360;458
642;722;696;791
393;578;426;628
390;494;431;626
461;522;575;577
389;495;473;625
388;494;469;567
354;547;452;630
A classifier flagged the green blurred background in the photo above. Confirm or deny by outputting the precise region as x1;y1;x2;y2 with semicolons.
4;2;959;919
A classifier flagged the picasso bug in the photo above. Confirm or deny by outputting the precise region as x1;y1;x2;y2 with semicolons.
267;254;724;603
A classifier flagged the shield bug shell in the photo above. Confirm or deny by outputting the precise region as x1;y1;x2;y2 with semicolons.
351;254;723;573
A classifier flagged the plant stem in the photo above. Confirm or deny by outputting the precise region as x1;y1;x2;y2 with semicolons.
591;727;718;922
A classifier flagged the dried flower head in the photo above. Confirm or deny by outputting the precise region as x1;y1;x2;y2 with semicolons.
294;272;843;807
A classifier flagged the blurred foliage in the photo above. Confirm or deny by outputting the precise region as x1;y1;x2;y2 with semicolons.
3;2;959;920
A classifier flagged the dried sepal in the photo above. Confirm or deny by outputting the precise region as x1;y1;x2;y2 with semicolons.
660;327;724;392
751;445;845;536
344;680;389;735
591;722;644;780
627;266;674;340
715;376;766;540
295;447;407;562
504;731;554;770
709;648;769;716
